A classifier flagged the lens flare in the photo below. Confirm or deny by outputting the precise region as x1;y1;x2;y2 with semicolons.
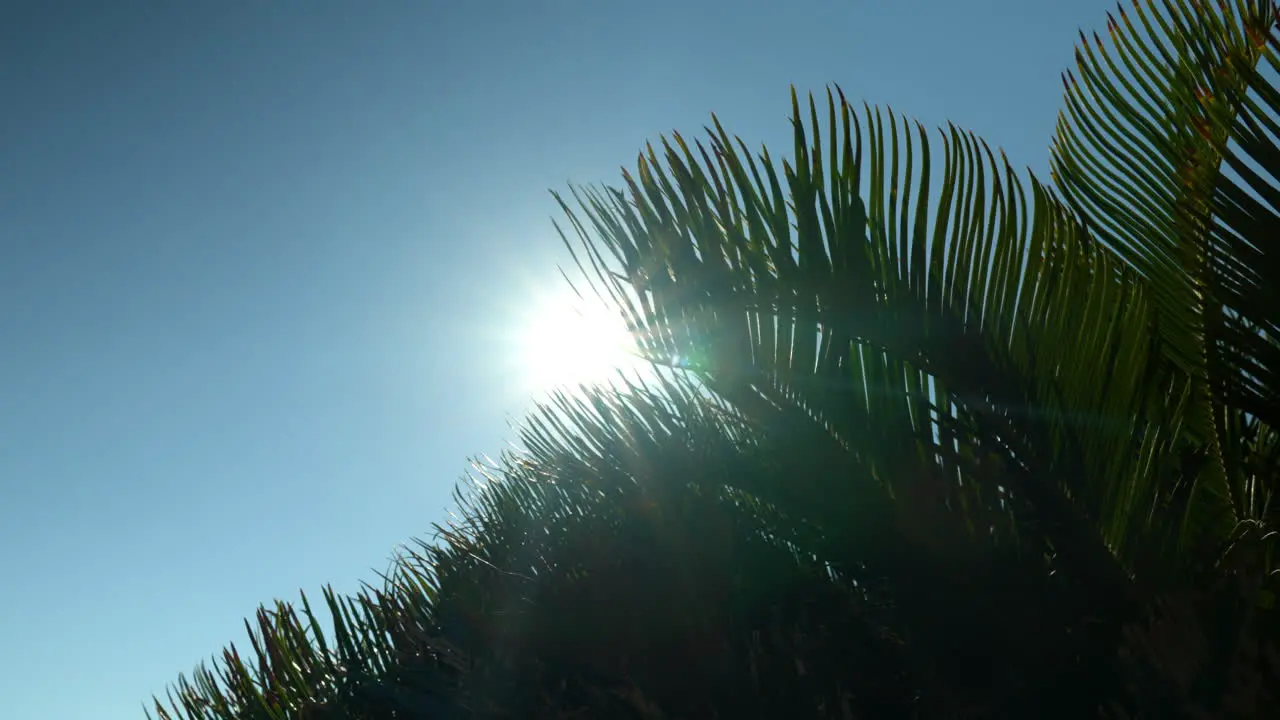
516;288;647;394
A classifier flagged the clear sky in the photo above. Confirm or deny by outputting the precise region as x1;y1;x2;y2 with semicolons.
1;1;1118;717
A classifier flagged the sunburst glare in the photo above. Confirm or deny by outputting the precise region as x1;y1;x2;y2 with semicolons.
514;285;651;396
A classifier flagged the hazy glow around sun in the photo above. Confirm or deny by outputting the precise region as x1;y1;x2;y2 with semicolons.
516;287;649;394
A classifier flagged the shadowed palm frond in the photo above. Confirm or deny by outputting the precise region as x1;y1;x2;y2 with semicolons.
555;87;1169;602
149;375;936;719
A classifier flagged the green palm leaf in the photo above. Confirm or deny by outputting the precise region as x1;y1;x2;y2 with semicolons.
151;374;937;719
556;87;1179;598
1052;0;1280;555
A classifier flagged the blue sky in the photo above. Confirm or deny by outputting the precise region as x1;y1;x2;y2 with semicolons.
0;1;1117;717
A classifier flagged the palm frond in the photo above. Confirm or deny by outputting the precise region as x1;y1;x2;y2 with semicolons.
554;87;1184;603
151;375;937;719
1052;0;1280;553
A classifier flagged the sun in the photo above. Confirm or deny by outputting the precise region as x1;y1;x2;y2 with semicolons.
515;287;648;395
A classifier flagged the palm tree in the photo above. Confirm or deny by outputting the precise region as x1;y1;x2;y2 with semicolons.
552;0;1280;713
152;0;1280;717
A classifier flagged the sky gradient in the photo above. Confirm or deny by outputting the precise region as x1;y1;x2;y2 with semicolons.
1;1;1117;717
